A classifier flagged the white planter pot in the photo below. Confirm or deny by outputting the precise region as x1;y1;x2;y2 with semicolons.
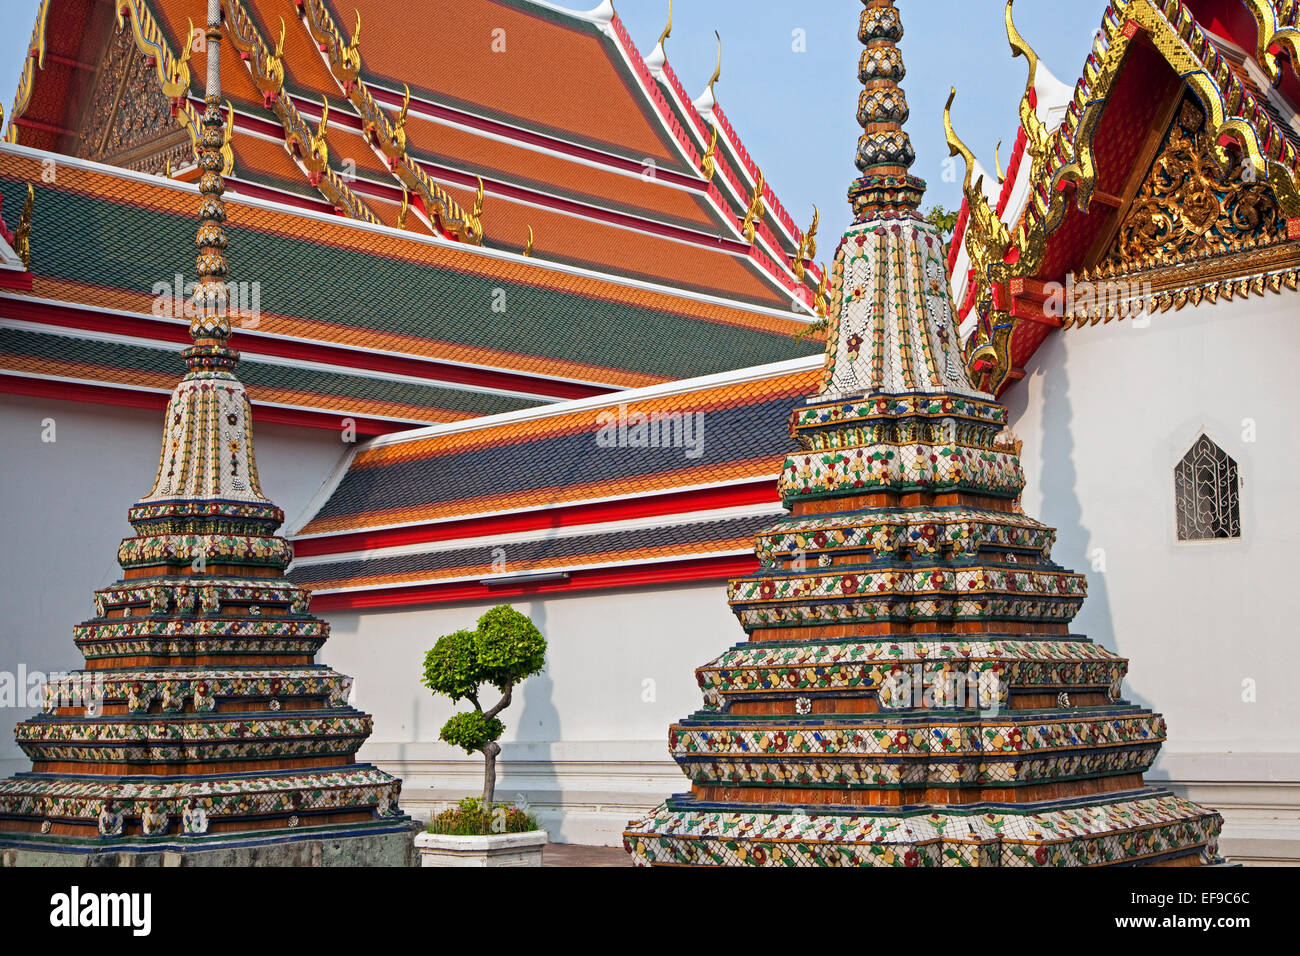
414;830;548;867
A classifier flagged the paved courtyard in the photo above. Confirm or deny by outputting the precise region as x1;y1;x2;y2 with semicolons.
542;844;630;867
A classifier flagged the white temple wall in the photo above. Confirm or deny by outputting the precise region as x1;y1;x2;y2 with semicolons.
1002;289;1300;864
318;581;740;847
0;393;349;778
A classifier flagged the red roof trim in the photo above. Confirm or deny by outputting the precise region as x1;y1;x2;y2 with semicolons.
307;553;757;610
0;374;409;436
291;478;779;556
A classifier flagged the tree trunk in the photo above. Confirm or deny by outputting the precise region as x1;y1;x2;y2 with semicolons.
482;740;501;813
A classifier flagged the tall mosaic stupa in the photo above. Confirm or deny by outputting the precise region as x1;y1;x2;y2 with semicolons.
623;0;1224;867
0;2;412;865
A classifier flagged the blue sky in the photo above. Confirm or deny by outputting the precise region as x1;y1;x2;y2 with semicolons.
0;0;1106;241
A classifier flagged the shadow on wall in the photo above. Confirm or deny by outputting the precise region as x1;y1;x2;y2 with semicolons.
1007;346;1130;704
501;600;563;798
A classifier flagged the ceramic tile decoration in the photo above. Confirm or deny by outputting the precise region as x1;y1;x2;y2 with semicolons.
623;0;1223;867
0;28;411;862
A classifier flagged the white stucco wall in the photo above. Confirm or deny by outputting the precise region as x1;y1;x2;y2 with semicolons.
1003;289;1300;862
0;393;350;778
318;581;743;845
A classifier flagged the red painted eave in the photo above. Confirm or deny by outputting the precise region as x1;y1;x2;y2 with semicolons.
0;374;413;437
306;553;757;611
291;478;781;557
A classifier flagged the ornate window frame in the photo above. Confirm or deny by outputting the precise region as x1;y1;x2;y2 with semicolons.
1172;431;1243;543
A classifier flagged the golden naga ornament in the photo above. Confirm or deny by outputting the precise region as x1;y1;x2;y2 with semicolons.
523;225;535;257
793;205;819;282
397;187;410;230
224;4;285;107
340;9;362;84
701;126;717;182
311;97;331;169
161;17;194;101
815;260;829;319
386;84;410;155
741;169;765;245
944;89;1012;281
14;183;33;270
294;0;481;242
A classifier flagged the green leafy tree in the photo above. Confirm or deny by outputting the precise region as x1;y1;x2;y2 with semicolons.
924;204;959;258
422;605;547;810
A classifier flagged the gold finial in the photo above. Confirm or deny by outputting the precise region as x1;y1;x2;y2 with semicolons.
1006;0;1050;159
14;183;33;270
793;205;818;283
741;169;765;244
701;125;717;181
657;0;672;48
165;156;172;178
523;225;535;257
473;176;485;219
706;31;721;99
312;96;331;164
398;186;409;229
815;261;829;319
995;139;1005;185
339;9;362;77
163;18;194;99
385;83;409;153
275;16;286;59
943;88;979;196
1005;0;1038;92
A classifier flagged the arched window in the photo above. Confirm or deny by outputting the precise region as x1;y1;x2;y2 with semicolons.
1174;435;1241;541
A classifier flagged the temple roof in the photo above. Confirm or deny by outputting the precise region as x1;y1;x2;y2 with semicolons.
949;0;1300;394
0;145;820;434
286;356;821;607
7;0;821;313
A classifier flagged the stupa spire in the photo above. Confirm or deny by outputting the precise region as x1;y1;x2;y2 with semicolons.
141;0;268;507
191;0;232;350
849;0;926;219
624;0;1223;868
0;0;412;863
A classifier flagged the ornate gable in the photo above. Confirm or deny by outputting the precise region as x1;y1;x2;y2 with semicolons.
954;0;1300;394
75;23;188;175
1068;93;1298;323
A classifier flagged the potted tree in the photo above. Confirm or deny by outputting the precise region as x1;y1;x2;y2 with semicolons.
414;604;549;866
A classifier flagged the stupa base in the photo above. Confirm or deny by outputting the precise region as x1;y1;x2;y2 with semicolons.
0;818;421;867
624;788;1224;867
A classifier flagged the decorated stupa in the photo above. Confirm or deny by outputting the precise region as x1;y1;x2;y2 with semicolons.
0;2;412;865
623;0;1224;867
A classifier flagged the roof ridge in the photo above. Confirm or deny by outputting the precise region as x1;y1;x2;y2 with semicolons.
0;141;817;323
360;353;823;450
